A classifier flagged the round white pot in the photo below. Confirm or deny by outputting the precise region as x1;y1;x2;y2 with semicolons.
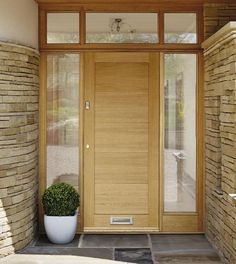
44;213;77;244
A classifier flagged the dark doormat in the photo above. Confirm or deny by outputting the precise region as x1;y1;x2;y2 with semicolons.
115;248;153;264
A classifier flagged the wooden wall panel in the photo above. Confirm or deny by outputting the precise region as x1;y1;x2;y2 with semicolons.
162;215;199;232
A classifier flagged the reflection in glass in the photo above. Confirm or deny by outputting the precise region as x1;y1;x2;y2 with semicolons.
86;13;158;43
164;13;197;43
164;54;196;212
46;54;80;190
47;13;80;43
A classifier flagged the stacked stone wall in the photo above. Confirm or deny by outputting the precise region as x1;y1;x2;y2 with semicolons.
204;3;236;40
0;43;39;256
204;27;236;263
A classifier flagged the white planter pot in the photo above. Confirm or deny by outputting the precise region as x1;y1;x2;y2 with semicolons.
44;213;77;244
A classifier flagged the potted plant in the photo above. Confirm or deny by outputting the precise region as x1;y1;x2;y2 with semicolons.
42;182;80;244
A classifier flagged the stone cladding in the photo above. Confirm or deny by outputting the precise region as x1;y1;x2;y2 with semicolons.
203;23;236;264
0;43;39;256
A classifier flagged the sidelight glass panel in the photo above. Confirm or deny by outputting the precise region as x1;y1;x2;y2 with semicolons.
86;13;158;43
164;13;197;43
46;54;80;190
47;13;80;43
164;54;196;212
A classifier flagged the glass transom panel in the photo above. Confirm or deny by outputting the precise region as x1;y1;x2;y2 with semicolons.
86;13;158;43
47;13;80;44
164;13;197;44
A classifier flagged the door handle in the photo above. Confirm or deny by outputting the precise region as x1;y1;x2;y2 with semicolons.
85;100;90;110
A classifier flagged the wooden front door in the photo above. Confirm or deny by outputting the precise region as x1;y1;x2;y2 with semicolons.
84;52;159;232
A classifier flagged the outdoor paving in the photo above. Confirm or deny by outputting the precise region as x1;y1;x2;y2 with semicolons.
5;234;223;264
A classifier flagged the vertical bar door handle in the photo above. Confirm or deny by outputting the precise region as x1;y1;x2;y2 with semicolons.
85;100;90;110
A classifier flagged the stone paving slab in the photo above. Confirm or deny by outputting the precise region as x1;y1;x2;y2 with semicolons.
12;234;223;264
80;234;149;248
150;235;222;264
150;234;218;255
115;248;153;264
20;247;113;260
155;255;223;264
34;235;80;247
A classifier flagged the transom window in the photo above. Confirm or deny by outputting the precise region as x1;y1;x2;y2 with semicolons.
164;13;197;43
86;13;158;44
47;12;80;44
44;11;199;46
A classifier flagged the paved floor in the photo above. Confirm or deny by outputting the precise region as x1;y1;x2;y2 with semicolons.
5;234;223;264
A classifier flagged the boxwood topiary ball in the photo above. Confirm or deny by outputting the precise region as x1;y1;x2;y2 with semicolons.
42;183;80;216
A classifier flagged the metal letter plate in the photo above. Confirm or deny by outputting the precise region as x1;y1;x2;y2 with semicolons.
110;216;133;225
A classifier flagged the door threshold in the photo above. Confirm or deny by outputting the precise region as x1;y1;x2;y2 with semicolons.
83;228;160;234
82;228;205;234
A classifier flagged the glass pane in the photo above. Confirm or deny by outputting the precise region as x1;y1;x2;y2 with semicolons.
86;13;158;43
46;54;80;191
164;54;196;212
47;13;80;43
164;13;197;43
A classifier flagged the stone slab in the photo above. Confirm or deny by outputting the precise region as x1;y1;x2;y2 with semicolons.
34;235;80;248
115;248;153;264
19;247;113;260
81;235;149;248
155;255;222;264
150;235;218;256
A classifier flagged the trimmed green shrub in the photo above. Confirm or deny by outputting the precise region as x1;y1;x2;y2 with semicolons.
42;183;80;216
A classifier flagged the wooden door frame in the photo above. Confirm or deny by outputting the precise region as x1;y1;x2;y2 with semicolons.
39;50;204;233
83;52;160;233
37;3;204;52
38;1;204;233
159;51;204;232
39;51;85;233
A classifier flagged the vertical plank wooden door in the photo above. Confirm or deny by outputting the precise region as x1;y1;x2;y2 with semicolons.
84;52;159;232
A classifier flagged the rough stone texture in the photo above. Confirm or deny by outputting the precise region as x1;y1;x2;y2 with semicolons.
0;43;39;257
203;25;236;264
115;248;153;264
204;4;236;40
